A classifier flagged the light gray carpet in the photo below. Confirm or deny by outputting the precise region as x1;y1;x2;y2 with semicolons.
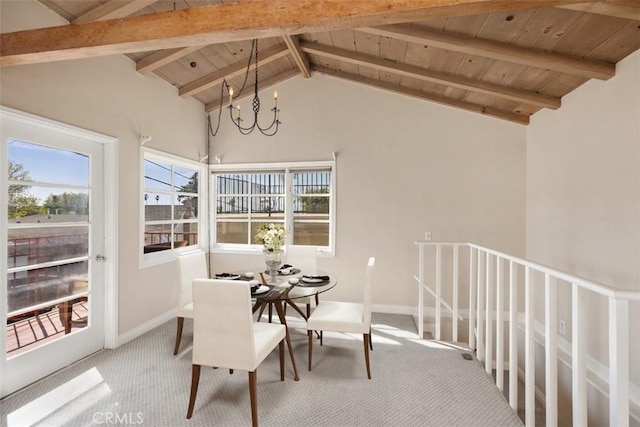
1;313;522;426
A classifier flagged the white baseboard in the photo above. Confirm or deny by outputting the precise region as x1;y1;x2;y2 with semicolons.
371;303;415;316
117;309;176;347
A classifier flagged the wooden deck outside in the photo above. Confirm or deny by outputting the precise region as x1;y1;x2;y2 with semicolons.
6;300;88;357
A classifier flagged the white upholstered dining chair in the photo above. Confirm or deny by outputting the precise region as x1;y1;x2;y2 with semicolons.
306;257;375;379
285;245;318;317
174;251;208;355
186;279;286;427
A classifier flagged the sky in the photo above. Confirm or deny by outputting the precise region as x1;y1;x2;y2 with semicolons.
8;140;89;202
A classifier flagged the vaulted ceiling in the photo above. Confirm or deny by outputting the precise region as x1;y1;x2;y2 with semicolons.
2;1;639;125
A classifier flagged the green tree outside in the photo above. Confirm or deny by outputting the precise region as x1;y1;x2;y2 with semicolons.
8;160;45;219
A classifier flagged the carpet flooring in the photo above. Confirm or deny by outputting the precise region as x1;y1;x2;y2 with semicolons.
1;313;522;427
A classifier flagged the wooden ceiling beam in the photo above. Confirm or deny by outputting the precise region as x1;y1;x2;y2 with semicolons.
136;45;205;74
72;0;158;25
180;44;289;98
313;66;529;125
556;1;640;20
205;68;300;113
301;42;560;109
358;25;615;80
2;0;595;66
283;35;311;78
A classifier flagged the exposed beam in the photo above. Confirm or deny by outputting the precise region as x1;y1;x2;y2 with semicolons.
556;1;640;20
38;0;75;21
136;45;205;74
205;68;300;113
2;0;594;67
358;25;615;80
301;42;560;109
313;66;529;125
72;0;158;24
283;35;311;78
180;45;289;98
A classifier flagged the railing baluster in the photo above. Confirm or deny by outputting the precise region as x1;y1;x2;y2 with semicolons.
452;245;459;343
477;250;485;361
572;283;587;427
609;297;629;427
469;247;476;350
525;266;535;427
509;261;518;412
545;274;558;427
485;253;493;375
496;256;504;392
435;245;442;341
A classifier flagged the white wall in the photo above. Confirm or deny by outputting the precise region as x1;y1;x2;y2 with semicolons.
527;50;640;424
211;73;527;309
0;1;207;334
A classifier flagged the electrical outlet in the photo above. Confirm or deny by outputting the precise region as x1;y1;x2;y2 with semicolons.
425;232;432;241
559;319;566;336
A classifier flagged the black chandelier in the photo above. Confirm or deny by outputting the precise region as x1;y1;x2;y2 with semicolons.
209;39;281;137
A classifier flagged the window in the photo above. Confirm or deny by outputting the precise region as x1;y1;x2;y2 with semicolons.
141;148;206;266
211;161;335;254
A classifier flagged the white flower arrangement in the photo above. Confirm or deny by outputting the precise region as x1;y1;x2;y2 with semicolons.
255;223;286;252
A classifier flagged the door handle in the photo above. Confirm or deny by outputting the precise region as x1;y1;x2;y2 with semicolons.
95;254;107;262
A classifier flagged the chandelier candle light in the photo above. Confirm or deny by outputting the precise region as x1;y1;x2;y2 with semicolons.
227;39;281;136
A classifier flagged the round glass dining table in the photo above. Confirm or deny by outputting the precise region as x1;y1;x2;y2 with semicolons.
242;270;337;381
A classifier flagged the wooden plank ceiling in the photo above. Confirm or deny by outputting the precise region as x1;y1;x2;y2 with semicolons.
3;0;639;125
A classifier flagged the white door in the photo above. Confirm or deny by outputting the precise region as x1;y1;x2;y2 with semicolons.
0;107;111;397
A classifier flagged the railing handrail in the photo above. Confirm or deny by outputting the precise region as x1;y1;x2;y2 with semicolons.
414;240;640;301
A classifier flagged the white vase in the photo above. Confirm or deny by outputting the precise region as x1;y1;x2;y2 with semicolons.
263;249;283;283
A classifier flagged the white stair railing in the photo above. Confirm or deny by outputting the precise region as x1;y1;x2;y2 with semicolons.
414;241;640;427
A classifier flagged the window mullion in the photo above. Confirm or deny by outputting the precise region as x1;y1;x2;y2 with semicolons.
285;170;293;246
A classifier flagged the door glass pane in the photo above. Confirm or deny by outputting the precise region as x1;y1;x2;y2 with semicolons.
7;260;88;313
8;140;89;187
8;186;89;222
7;295;89;357
8;226;89;265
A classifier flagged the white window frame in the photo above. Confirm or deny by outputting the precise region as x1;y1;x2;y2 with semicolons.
140;147;207;268
210;160;336;257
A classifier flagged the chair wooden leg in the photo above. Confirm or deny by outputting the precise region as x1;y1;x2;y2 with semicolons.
320;331;323;346
173;317;184;355
314;294;319;306
256;304;266;322
279;340;285;381
369;327;373;351
186;364;201;419
306;303;310;318
363;333;371;379
230;369;234;374
249;370;258;427
268;303;273;323
307;330;313;371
